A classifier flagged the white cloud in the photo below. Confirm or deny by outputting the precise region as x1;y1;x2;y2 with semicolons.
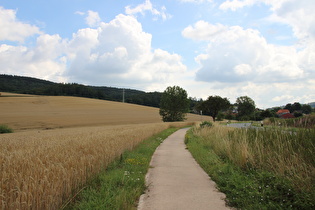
183;21;314;84
182;21;227;41
220;0;315;40
75;10;101;27
269;0;315;40
86;10;101;27
272;94;294;102
0;7;41;42
0;34;67;82
177;0;213;3
125;0;171;21
75;11;85;16
66;14;185;87
234;64;252;75
0;5;186;88
182;19;315;107
219;0;256;11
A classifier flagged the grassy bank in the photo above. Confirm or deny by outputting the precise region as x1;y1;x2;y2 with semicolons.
185;125;315;209
64;127;179;209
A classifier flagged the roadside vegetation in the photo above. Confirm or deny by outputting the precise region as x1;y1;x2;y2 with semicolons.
0;122;193;210
185;123;315;209
265;114;315;129
64;127;179;209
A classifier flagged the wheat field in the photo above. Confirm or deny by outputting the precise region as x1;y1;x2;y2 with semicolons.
0;92;208;131
0;93;207;209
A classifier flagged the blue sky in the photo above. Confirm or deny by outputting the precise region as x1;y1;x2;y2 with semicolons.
0;0;314;108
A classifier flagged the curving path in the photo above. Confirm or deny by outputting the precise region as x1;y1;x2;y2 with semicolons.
138;128;229;210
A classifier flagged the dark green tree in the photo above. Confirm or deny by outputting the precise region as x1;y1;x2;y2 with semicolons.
292;102;302;112
159;86;190;122
301;104;312;114
260;109;273;118
201;95;230;121
285;103;293;112
236;96;256;120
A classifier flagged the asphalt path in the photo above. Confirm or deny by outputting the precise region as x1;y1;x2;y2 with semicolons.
138;128;229;210
227;122;252;128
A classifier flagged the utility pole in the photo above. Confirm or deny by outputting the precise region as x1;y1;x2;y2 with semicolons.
200;110;203;121
122;88;125;103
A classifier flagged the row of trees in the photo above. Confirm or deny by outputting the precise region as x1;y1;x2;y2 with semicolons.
0;74;162;108
159;86;313;122
159;86;256;122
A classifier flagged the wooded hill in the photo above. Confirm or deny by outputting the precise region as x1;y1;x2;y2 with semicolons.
0;74;162;108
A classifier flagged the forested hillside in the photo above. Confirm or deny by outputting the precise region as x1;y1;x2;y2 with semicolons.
0;74;162;108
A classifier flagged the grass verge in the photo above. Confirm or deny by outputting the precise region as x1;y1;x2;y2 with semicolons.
0;124;13;133
63;127;179;210
185;127;315;209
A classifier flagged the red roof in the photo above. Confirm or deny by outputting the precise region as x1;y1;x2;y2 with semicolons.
277;109;290;115
280;113;295;119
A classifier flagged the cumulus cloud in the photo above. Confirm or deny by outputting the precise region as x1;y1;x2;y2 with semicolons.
0;7;41;42
220;0;315;40
75;10;101;27
125;0;171;21
269;0;315;40
183;21;313;84
0;34;67;82
85;10;101;27
182;21;227;41
1;5;186;88
182;18;315;107
66;14;185;86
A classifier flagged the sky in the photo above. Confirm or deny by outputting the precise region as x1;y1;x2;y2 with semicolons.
0;0;314;108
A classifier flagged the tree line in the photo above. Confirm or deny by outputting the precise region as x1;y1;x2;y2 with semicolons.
0;74;162;108
1;75;313;121
159;86;314;122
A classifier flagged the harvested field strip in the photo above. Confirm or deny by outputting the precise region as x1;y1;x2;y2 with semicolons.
0;122;193;209
0;94;210;131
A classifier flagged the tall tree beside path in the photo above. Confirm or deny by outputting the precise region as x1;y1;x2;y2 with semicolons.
159;86;190;122
201;95;230;122
236;96;256;120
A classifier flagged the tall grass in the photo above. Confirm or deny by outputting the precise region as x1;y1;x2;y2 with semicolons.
192;125;315;193
266;114;315;128
0;122;193;210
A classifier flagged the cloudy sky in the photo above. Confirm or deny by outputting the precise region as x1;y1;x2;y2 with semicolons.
1;0;314;108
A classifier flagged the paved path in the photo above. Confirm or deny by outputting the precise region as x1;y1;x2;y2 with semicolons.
227;122;252;128
138;128;229;210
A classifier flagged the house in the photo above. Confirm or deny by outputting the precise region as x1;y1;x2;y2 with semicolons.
276;109;290;115
276;109;294;119
280;113;295;119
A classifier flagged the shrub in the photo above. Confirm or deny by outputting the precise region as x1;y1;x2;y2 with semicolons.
0;125;13;134
200;121;213;128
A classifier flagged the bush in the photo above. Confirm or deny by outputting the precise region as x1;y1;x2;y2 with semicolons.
0;125;13;134
216;112;224;121
200;121;213;128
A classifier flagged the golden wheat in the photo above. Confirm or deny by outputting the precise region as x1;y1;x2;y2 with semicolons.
0;122;194;209
0;93;209;131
